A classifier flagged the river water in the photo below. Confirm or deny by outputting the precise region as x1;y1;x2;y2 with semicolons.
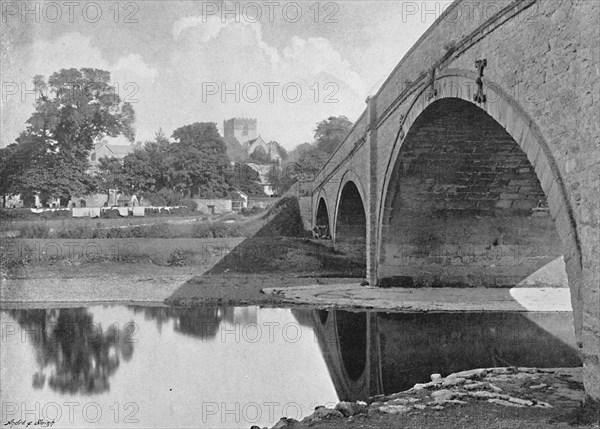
0;305;580;428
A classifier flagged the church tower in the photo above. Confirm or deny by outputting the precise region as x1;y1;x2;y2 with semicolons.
223;118;258;144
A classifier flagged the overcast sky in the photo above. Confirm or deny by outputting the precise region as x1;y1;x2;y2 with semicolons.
1;1;452;149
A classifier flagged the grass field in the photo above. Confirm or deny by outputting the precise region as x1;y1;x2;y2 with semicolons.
1;197;366;279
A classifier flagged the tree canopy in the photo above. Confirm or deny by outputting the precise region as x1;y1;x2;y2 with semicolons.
0;68;135;204
314;116;353;154
1;69;352;206
227;163;264;195
278;115;353;193
170;122;231;198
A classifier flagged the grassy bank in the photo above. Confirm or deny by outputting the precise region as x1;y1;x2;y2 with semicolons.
1;197;366;306
2;210;266;239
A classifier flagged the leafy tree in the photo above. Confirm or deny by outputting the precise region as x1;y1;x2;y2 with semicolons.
249;145;271;163
121;149;158;194
227;163;265;196
314;116;353;154
143;188;186;206
0;143;23;203
137;129;172;190
296;144;329;176
223;136;247;162
3;68;135;205
287;142;312;164
170;122;230;198
279;116;352;193
268;141;288;162
267;164;282;195
94;156;126;197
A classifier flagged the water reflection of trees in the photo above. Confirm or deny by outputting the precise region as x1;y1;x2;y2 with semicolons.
129;306;258;340
129;306;223;339
7;308;134;395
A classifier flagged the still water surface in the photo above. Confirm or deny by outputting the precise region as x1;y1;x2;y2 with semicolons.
1;305;580;428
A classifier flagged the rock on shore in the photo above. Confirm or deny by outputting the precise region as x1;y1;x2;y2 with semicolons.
264;366;593;429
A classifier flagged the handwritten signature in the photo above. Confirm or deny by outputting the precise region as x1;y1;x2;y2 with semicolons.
3;419;55;428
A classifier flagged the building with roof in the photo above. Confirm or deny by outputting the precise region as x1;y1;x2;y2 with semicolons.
88;140;137;174
223;118;284;196
223;117;257;144
242;136;282;164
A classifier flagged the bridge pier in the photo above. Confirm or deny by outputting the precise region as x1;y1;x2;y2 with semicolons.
366;96;378;286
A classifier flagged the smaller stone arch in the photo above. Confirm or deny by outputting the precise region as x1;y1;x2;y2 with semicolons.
334;172;367;266
333;170;367;240
315;197;331;239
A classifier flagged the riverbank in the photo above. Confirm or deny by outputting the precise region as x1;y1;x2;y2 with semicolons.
267;367;599;429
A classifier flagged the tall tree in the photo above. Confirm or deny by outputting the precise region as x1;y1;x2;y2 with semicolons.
0;143;23;203
121;149;158;194
269;141;288;162
226;163;265;196
267;164;282;195
3;68;135;205
143;129;173;191
94;156;126;197
170;122;230;198
314;116;353;154
223;136;247;163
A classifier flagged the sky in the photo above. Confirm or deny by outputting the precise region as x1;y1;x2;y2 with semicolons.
1;0;453;150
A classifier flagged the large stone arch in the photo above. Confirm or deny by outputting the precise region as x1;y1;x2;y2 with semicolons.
333;171;368;265
376;70;594;395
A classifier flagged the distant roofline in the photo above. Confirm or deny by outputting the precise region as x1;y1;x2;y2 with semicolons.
224;117;257;123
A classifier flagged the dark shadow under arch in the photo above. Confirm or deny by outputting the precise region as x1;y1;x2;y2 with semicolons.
336;181;367;266
379;98;564;288
315;198;331;238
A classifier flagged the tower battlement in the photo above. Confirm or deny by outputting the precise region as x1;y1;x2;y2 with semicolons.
223;118;258;143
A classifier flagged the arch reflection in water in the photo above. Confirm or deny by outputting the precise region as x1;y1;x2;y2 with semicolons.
307;309;580;401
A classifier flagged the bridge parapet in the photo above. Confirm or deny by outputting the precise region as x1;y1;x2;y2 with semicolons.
374;0;533;122
313;0;538;195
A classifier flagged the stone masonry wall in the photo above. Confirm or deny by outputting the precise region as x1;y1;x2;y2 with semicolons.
379;98;562;287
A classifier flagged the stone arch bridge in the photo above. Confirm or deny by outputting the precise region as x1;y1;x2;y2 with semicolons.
299;0;599;399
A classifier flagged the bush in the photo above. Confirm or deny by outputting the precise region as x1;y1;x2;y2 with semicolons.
181;198;198;212
210;222;230;238
192;223;213;238
101;209;121;219
240;206;263;217
144;189;188;207
169;207;191;216
57;225;95;239
0;208;72;221
167;249;193;267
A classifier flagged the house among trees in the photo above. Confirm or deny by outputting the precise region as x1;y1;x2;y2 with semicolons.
223;118;286;196
88;140;137;174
